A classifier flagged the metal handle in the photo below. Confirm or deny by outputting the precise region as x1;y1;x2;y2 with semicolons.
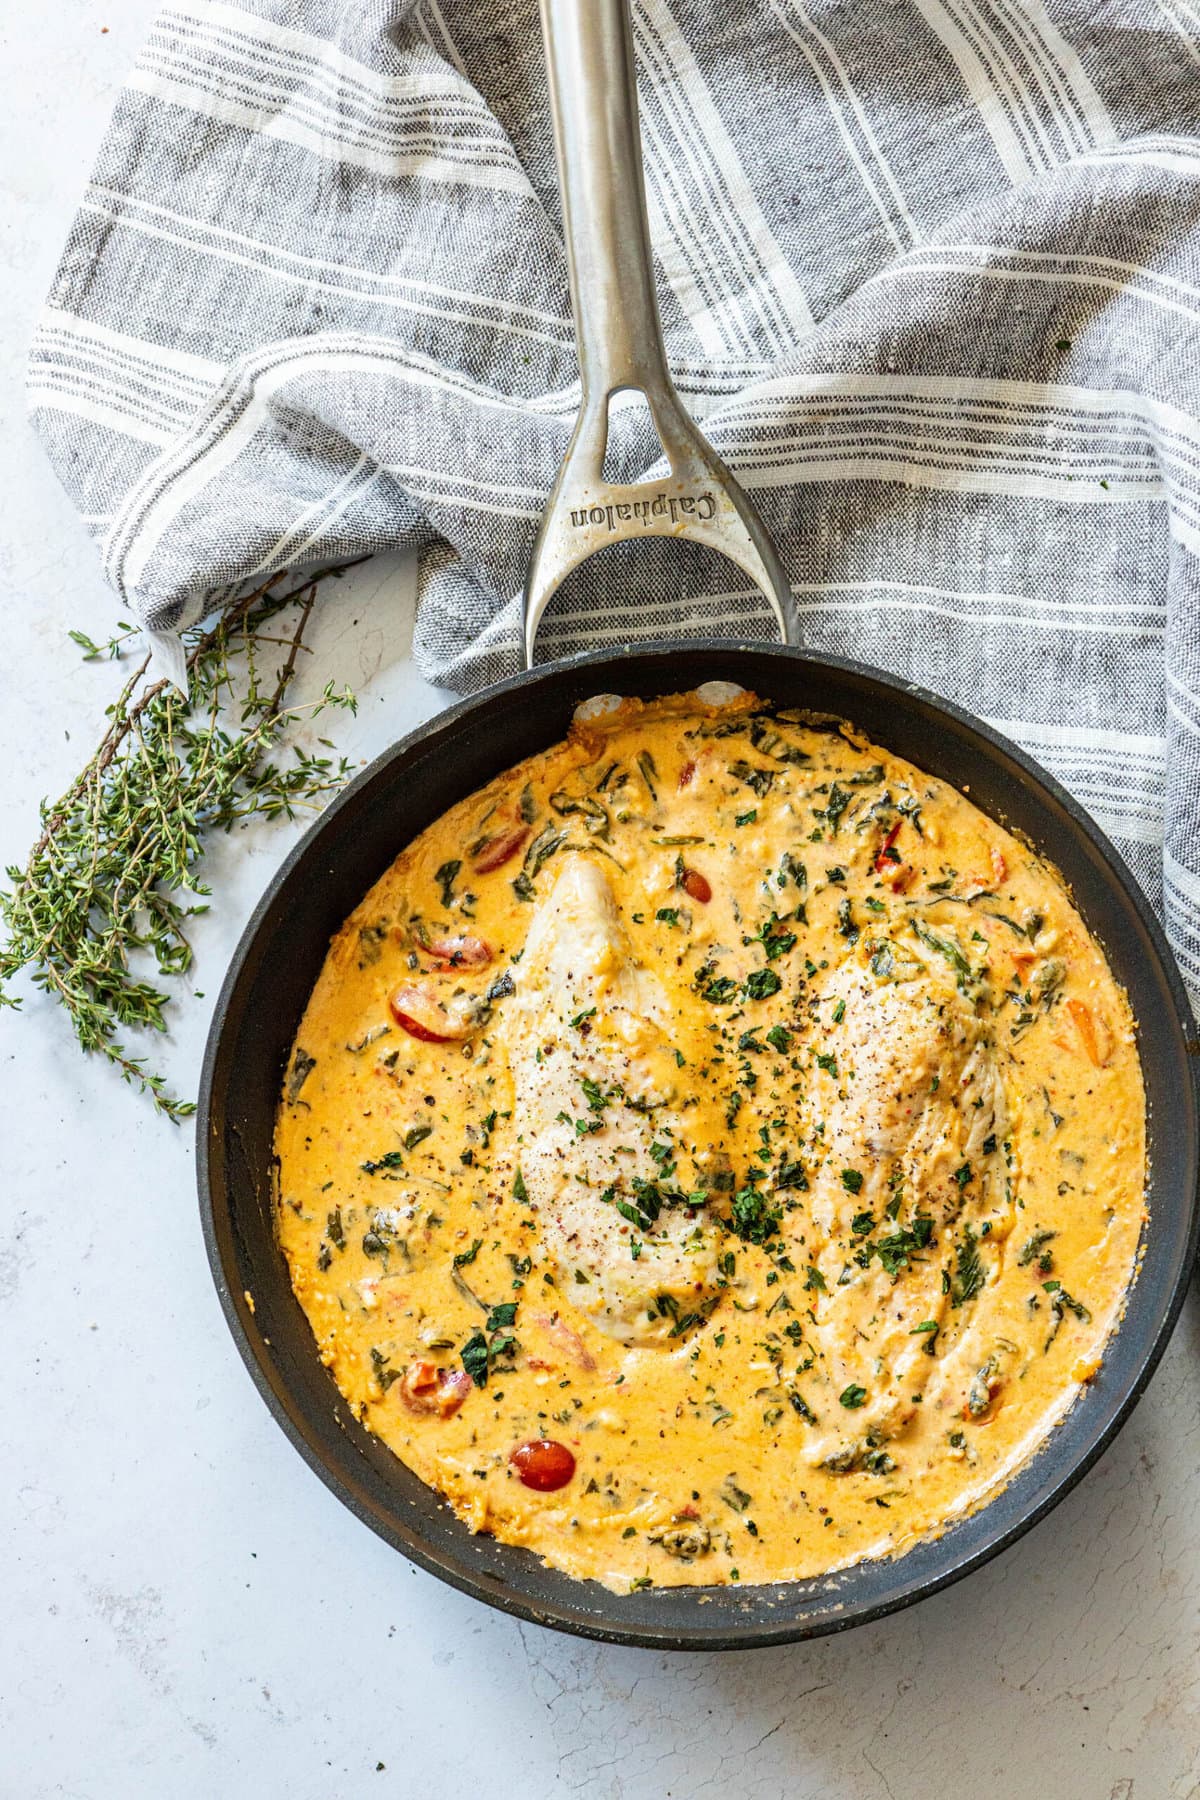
525;0;800;668
543;0;667;399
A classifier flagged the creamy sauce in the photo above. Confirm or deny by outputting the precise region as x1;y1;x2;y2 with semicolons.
275;690;1146;1592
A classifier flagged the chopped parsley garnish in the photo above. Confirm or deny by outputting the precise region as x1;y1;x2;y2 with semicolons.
362;1150;404;1174
616;1177;664;1233
579;1075;608;1113
460;1330;490;1387
752;915;797;961
951;1225;985;1307
870;1216;934;1276
730;1187;780;1245
461;1302;521;1387
744;968;782;1000
775;1158;808;1190
701;975;739;1004
839;1384;868;1409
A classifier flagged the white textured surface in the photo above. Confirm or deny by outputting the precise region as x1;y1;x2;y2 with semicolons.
2;7;1199;1797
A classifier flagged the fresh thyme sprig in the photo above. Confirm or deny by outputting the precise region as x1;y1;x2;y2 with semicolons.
0;564;362;1120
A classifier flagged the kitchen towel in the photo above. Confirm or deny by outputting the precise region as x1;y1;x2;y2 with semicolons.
27;0;1200;999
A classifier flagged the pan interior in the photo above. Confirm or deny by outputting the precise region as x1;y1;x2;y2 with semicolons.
199;642;1199;1649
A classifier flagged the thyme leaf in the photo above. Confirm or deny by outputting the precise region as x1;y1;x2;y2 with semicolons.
0;566;361;1121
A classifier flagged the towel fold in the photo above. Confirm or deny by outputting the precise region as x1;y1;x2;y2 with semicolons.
27;0;1200;1000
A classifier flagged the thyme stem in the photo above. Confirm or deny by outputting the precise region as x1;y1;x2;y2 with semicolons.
0;563;364;1120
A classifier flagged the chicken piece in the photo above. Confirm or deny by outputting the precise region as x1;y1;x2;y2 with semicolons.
507;857;723;1345
800;944;1011;1467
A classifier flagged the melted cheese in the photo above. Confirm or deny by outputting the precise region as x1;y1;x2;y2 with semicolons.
275;690;1146;1592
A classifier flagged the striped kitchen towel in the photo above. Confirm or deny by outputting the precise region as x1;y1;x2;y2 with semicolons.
26;0;1200;997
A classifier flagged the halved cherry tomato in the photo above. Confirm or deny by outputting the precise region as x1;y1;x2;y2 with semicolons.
425;934;493;968
874;821;902;872
680;867;712;904
472;825;529;873
960;847;1008;899
403;1359;438;1396
431;1369;473;1417
510;1438;576;1491
1066;997;1111;1068
400;1360;472;1417
389;983;478;1042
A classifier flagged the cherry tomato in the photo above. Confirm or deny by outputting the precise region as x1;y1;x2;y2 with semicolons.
874;821;902;872
432;1369;473;1417
400;1361;472;1417
388;983;477;1042
403;1359;438;1396
389;1007;448;1044
680;867;712;904
472;825;529;873
510;1438;576;1491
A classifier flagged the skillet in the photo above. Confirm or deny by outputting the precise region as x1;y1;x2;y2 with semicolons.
198;4;1200;1649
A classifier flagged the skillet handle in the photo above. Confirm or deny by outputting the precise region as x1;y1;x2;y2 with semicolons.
540;0;667;401
526;0;800;668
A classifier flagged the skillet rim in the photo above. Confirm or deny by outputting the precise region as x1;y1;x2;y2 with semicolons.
198;637;1200;1651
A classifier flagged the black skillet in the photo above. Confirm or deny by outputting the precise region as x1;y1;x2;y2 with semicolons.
198;4;1200;1649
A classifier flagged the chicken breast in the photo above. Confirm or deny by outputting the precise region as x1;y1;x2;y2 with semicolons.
508;857;723;1344
799;942;1012;1468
